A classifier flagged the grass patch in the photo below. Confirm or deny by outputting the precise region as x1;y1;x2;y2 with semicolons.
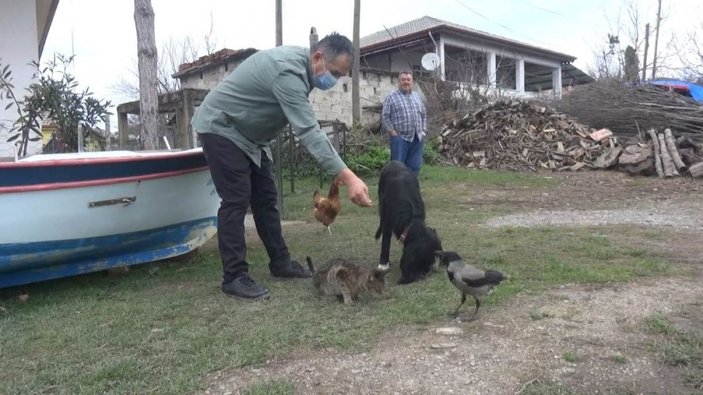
610;353;628;364
644;312;703;390
562;351;578;363
0;166;681;394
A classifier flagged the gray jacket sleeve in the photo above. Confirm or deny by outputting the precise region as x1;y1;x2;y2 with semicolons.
271;71;347;176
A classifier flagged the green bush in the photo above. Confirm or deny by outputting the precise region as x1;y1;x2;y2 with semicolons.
345;144;390;175
344;136;441;176
423;137;441;165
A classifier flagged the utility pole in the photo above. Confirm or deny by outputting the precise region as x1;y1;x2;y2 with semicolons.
275;0;282;46
309;26;318;48
651;0;662;80
352;0;361;124
641;23;650;82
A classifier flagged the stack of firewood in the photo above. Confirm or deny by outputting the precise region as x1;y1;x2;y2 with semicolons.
437;99;616;171
556;83;703;141
619;128;703;178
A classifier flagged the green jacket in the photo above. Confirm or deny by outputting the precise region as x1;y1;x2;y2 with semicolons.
191;46;347;176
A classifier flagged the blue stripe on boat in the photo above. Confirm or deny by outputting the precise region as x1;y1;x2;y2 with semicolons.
1;154;208;187
0;217;217;289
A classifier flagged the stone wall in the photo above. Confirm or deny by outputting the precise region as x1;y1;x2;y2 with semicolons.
179;59;247;91
180;66;401;129
309;69;399;126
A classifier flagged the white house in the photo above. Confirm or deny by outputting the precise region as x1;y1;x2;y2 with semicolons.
174;16;593;129
0;0;60;160
360;16;593;98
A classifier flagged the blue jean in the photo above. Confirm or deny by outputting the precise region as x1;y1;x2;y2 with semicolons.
390;134;424;175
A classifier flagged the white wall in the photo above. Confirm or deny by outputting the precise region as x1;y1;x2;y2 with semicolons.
309;70;398;125
181;63;399;128
180;59;249;90
0;0;43;159
362;51;425;74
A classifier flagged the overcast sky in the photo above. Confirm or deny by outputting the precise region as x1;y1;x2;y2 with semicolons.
42;0;702;122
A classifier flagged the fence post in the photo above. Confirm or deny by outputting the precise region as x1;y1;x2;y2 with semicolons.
289;125;295;193
275;132;284;217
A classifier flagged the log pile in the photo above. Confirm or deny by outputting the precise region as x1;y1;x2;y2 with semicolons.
556;83;703;141
437;99;616;171
619;129;703;178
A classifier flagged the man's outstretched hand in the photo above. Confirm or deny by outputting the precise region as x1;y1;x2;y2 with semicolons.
335;168;373;207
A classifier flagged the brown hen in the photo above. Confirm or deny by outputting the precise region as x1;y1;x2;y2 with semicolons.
313;181;341;234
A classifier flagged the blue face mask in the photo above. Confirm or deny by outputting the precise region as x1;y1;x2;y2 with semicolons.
313;60;338;90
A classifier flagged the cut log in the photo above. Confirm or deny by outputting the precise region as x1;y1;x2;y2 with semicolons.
690;162;703;178
623;158;656;176
676;135;698;149
664;129;686;170
593;147;623;169
647;129;664;177
618;144;652;165
657;133;679;177
678;148;702;166
590;128;613;141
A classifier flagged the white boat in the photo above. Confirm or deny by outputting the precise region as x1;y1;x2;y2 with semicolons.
0;148;220;288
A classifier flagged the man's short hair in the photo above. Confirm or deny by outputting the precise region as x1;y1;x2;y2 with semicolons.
312;32;353;62
399;70;414;78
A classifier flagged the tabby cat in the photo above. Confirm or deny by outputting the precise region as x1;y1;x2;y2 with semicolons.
306;257;387;305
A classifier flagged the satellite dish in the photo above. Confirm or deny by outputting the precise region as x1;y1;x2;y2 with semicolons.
421;53;441;71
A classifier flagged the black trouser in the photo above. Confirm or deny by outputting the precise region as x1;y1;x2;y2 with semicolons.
200;133;290;283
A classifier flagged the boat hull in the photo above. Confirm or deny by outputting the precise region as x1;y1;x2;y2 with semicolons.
0;149;220;288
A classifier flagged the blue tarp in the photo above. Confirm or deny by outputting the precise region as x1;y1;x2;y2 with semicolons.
650;79;703;102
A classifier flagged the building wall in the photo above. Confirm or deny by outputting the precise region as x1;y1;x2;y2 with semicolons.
0;0;42;159
181;65;401;128
180;59;245;90
363;51;426;74
309;70;399;126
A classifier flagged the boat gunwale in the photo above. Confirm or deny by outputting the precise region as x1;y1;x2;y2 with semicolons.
0;166;210;194
0;149;205;169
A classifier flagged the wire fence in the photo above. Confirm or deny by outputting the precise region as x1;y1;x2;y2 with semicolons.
271;121;350;216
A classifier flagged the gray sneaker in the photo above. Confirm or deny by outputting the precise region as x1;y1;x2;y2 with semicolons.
222;273;270;301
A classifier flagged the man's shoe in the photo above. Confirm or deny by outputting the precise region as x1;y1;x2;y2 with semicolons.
221;273;270;301
270;259;312;279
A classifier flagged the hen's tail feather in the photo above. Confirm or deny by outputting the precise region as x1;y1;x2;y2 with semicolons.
327;182;340;199
312;190;321;208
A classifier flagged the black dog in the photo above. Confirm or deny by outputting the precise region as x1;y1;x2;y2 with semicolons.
375;161;442;284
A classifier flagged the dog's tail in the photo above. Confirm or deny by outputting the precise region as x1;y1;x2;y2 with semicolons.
305;256;315;274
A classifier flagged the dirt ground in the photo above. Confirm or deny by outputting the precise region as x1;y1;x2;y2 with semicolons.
203;170;703;395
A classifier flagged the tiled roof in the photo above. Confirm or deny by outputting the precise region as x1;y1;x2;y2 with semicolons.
172;48;258;78
360;16;574;61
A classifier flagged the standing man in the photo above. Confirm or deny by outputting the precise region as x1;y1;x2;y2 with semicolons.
381;71;427;175
192;32;373;302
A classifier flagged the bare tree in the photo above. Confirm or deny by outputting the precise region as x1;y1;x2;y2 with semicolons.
134;0;159;150
589;0;675;82
676;24;703;83
114;34;219;100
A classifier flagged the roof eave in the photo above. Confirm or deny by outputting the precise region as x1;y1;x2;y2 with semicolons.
37;0;60;59
361;25;576;63
172;48;258;79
